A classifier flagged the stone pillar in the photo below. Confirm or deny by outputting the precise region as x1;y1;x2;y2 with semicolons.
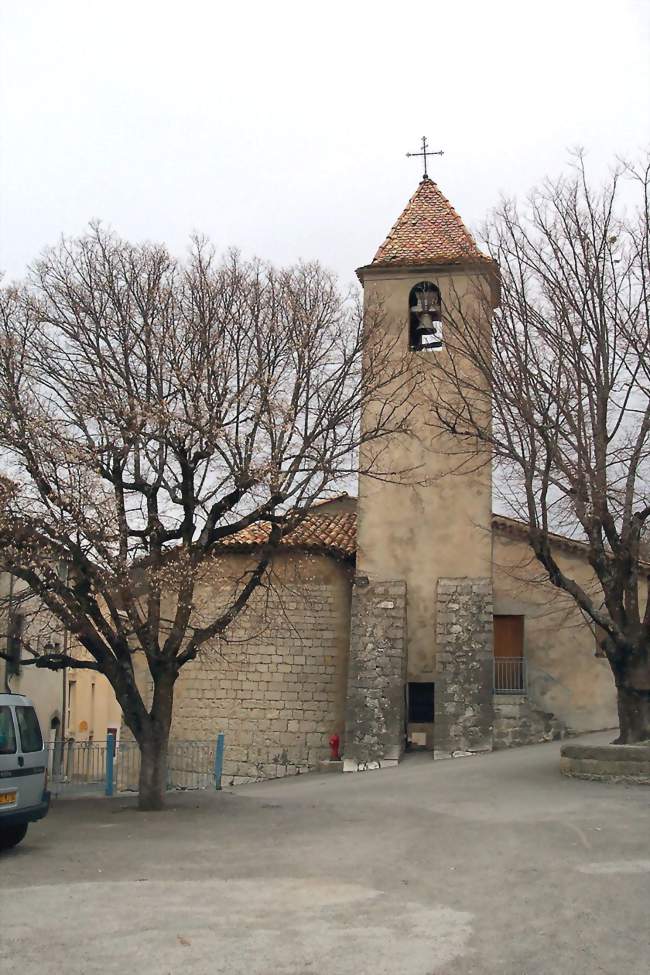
343;578;407;771
434;577;494;758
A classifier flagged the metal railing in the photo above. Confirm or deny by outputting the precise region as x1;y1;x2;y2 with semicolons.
493;657;527;694
48;739;108;796
47;734;225;797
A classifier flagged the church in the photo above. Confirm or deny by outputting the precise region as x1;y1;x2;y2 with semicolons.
136;175;619;784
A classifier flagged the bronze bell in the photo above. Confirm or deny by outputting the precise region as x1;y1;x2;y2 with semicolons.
414;310;435;334
414;305;441;348
409;282;442;350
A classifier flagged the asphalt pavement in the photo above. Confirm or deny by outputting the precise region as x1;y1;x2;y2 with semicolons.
1;732;648;975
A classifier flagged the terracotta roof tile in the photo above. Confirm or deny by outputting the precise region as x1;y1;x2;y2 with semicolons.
213;512;357;561
492;514;650;573
372;177;491;268
310;493;350;508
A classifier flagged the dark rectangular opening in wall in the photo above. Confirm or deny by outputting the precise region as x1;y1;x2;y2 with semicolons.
408;682;435;723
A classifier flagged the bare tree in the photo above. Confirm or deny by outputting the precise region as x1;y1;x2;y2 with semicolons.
429;153;650;743
0;228;415;807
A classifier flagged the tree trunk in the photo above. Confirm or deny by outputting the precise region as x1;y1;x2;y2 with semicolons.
613;684;650;744
138;730;170;811
136;666;176;810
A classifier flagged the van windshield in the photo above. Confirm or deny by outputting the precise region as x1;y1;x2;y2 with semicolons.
0;705;17;754
16;706;43;752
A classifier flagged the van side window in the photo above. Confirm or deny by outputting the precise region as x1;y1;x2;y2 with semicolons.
0;705;17;754
15;706;43;752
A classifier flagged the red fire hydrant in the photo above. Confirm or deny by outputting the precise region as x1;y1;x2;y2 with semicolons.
329;733;340;761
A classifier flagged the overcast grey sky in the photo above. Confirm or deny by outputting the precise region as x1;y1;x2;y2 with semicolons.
1;0;648;288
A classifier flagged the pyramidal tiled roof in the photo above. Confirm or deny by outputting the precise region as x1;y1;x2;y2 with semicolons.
372;177;491;268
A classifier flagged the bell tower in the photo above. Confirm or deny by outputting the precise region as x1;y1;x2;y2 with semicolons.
343;175;500;769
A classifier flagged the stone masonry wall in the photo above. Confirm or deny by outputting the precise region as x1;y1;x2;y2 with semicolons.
171;553;352;785
122;552;352;785
343;578;407;770
434;577;494;757
493;695;564;749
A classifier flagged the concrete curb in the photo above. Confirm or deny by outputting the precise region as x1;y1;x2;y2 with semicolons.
560;741;650;784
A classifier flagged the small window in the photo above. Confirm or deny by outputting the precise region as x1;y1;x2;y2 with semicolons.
15;706;43;753
0;706;17;754
408;682;435;723
67;679;76;734
409;282;442;351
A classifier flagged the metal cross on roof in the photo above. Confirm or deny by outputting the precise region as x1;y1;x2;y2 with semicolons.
406;136;444;180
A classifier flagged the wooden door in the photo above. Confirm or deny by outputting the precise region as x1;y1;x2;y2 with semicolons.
493;616;523;658
493;615;524;691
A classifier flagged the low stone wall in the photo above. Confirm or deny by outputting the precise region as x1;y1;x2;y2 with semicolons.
560;742;650;784
493;694;564;749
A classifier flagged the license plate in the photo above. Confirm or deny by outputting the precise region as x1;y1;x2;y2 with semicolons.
0;791;17;805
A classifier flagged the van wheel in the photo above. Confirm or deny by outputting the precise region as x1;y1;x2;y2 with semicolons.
0;824;28;850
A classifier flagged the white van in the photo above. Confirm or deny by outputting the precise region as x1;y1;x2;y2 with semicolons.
0;692;50;850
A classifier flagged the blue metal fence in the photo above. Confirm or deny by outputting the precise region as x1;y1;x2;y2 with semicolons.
47;734;225;797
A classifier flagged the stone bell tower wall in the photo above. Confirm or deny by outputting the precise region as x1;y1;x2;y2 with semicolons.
343;578;407;771
434;577;494;756
354;265;494;684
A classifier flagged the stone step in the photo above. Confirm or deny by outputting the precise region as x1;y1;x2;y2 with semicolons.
493;695;565;749
493;694;527;705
